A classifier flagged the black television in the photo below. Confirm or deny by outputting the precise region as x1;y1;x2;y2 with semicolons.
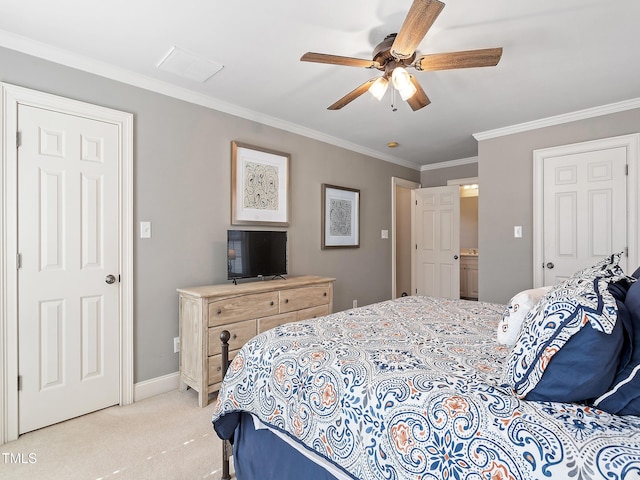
227;230;287;282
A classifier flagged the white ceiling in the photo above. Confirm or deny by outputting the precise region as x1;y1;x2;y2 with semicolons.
1;0;639;169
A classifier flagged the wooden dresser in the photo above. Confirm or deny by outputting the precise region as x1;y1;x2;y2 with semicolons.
177;275;335;407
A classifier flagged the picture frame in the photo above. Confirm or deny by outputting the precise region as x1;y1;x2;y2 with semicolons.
321;184;360;249
231;141;291;226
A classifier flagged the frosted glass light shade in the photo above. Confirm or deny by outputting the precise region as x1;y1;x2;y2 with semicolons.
391;67;411;90
369;77;389;100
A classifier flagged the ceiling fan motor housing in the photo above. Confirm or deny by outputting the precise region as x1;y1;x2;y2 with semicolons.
373;34;416;72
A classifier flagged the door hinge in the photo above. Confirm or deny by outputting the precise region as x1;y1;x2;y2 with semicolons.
626;164;629;176
16;131;21;148
17;253;22;269
18;375;22;391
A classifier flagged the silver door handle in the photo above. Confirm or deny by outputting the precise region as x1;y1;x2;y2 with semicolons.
105;274;116;284
546;262;555;269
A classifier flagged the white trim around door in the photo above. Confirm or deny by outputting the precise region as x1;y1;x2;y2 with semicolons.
533;133;640;287
0;83;134;444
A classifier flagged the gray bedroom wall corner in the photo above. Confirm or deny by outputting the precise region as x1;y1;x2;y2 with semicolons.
0;46;420;384
477;108;640;304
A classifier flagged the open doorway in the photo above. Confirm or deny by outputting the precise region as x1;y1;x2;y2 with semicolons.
392;177;420;299
448;177;479;299
392;176;479;301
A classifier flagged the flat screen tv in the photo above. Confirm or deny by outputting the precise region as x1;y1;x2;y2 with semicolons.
227;230;287;282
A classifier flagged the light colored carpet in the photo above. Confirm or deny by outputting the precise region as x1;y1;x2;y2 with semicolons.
0;389;233;480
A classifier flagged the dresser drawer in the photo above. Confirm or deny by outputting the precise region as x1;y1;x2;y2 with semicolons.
208;350;238;386
297;304;330;321
279;285;331;313
257;312;298;333
208;291;279;326
208;319;256;356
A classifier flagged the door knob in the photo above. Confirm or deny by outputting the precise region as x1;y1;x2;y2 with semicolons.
105;274;117;284
546;262;555;269
454;255;459;260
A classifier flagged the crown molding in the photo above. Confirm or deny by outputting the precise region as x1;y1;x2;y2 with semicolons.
421;156;478;171
473;98;640;141
0;30;420;171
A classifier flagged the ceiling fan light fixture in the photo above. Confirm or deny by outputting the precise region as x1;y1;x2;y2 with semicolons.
300;0;502;112
369;77;389;100
391;66;411;90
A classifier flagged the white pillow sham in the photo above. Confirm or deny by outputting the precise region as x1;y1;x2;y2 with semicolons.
497;286;553;346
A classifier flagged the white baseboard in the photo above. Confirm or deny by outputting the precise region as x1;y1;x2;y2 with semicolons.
133;371;180;402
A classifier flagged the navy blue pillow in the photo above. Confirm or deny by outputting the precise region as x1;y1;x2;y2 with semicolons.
632;266;640;279
608;280;634;370
593;279;640;415
526;315;624;403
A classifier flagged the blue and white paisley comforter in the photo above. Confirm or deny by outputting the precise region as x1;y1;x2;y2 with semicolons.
212;296;640;480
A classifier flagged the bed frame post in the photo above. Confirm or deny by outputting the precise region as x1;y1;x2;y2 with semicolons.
220;330;231;480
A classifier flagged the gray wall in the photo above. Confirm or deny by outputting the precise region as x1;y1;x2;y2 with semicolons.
395;186;412;298
421;162;478;187
478;109;640;304
460;197;479;249
0;47;420;383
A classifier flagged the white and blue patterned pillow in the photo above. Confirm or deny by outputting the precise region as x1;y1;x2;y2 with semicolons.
504;253;628;401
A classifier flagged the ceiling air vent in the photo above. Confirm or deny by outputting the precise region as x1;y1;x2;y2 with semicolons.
157;46;223;83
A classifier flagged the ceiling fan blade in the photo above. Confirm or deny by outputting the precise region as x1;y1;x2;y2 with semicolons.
301;52;380;69
414;47;503;71
327;79;377;110
406;76;430;111
391;0;445;60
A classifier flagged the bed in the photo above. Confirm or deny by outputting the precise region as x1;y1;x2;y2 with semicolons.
212;255;640;480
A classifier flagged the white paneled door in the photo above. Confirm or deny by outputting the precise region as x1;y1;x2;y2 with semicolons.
542;147;628;286
17;104;120;434
412;186;460;299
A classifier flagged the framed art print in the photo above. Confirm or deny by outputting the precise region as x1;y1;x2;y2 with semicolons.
231;141;290;226
322;184;360;249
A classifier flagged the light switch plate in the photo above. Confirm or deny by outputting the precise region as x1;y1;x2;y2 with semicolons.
381;229;389;239
514;226;522;238
140;221;152;239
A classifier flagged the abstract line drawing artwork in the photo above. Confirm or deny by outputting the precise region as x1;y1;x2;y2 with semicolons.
243;162;279;211
231;141;290;226
329;199;352;236
322;184;360;248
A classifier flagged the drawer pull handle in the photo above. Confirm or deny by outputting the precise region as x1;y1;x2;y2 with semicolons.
270;301;274;306
217;366;221;372
216;309;222;315
285;299;289;303
323;292;327;296
232;333;237;340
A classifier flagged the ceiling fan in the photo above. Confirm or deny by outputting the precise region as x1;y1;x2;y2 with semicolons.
300;0;503;111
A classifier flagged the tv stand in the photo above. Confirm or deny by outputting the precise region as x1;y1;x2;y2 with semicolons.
177;275;335;407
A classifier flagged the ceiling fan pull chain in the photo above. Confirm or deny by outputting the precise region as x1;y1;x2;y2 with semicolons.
391;87;398;112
